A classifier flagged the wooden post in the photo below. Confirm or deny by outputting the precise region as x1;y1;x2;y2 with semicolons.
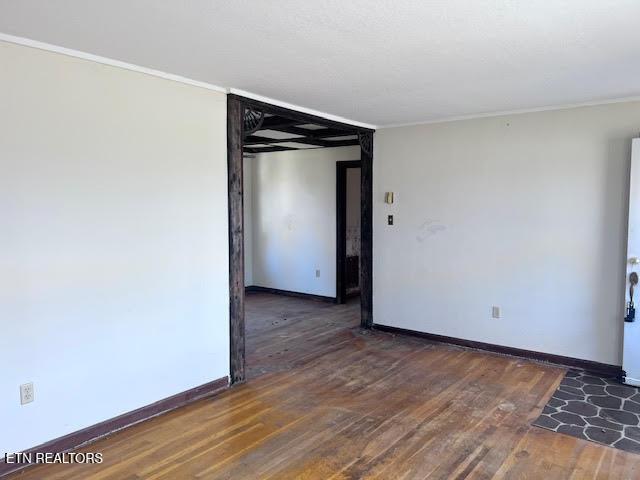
360;132;374;328
336;162;347;305
227;96;245;383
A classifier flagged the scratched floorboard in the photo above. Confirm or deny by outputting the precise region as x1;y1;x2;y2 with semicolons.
8;292;640;479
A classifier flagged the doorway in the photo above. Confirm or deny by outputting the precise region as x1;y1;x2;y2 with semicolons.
227;94;374;384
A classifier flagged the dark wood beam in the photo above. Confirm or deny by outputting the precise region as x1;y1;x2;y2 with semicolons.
259;116;304;129
315;139;360;147
245;135;327;147
243;145;297;154
245;135;359;148
254;124;359;139
270;125;359;138
232;94;374;134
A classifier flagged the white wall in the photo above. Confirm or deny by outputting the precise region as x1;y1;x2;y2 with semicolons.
0;41;229;454
244;157;254;285
374;101;640;366
250;146;360;297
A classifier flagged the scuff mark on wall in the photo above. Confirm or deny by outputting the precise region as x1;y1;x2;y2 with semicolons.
416;220;447;242
284;214;297;231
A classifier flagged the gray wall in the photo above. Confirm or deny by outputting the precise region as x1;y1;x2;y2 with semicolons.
374;101;640;365
247;147;360;297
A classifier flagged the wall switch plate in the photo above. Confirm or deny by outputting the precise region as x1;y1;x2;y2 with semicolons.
20;383;34;405
315;269;320;278
388;215;394;225
492;306;501;319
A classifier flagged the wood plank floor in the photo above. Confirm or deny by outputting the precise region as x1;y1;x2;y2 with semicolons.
9;292;640;479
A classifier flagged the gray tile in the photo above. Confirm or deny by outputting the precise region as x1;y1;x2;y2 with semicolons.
533;415;560;430
534;370;640;455
615;438;640;454
585;427;622;445
561;378;583;388
582;376;606;386
588;395;622;409
551;411;586;426
601;409;639;426
630;393;640;404
606;385;637;399
558;386;585;397
553;390;584;401
557;424;587;440
547;397;566;409
583;385;606;395
585;416;624;431
625;426;640;442
623;400;640;414
564;400;598;417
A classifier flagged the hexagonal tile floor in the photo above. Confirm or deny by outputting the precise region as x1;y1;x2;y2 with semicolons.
533;369;640;454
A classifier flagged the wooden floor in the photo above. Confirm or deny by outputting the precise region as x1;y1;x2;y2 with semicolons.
9;292;640;479
245;292;361;380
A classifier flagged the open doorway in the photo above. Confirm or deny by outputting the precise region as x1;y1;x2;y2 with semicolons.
227;95;373;383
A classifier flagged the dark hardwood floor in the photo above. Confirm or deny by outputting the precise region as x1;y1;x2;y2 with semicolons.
9;292;640;479
245;291;360;379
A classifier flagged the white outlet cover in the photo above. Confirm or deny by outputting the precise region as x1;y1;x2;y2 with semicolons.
20;382;34;405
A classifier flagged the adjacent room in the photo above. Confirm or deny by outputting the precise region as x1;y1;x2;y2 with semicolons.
2;1;640;478
241;112;363;379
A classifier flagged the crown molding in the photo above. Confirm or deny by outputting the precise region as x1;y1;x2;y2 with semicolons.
380;96;640;129
0;33;378;130
0;32;228;93
13;30;633;130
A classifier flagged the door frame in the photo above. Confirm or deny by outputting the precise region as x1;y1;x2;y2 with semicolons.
623;137;640;386
227;94;374;384
336;160;362;304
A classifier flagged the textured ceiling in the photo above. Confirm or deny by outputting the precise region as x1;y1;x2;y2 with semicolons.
1;0;640;126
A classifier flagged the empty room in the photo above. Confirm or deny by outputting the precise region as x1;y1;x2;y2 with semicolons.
2;1;640;479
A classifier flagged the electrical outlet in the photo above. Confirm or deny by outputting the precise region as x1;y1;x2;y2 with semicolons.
315;269;321;278
492;306;501;319
20;383;34;405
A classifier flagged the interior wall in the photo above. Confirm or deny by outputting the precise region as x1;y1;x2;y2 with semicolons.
244;156;254;285
249;146;360;297
0;41;229;454
374;101;640;366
